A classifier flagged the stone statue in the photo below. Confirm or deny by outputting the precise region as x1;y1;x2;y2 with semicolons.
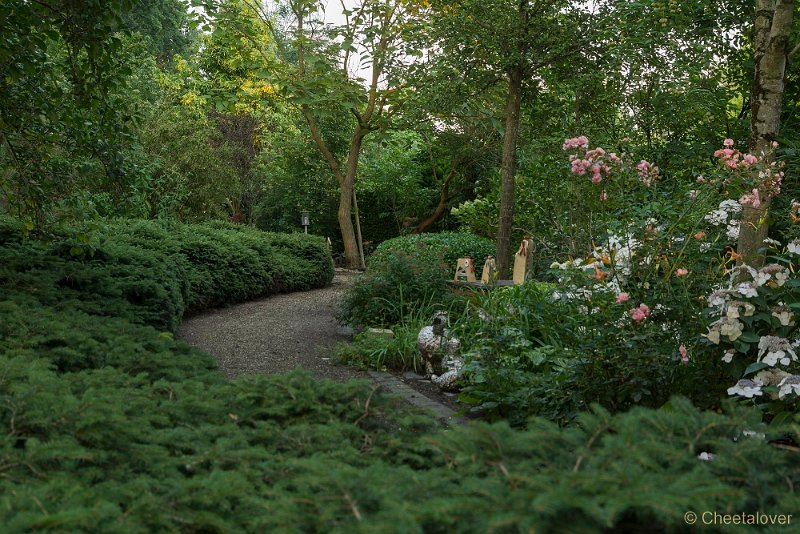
417;312;462;391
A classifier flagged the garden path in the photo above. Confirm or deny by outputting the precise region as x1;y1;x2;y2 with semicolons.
178;270;460;423
178;270;363;382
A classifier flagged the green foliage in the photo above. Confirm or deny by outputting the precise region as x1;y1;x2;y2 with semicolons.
0;0;142;231
370;231;496;270
2;216;800;532
336;316;428;372
338;252;453;328
1;351;798;533
455;273;729;425
121;0;194;62
132;102;239;220
339;232;493;328
0;214;23;245
0;218;333;331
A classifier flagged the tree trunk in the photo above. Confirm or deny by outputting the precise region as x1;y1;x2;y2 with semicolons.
737;0;794;266
339;129;367;269
414;167;457;234
352;188;366;269
496;65;523;279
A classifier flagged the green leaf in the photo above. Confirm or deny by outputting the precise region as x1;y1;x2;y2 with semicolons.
743;362;769;376
738;332;760;343
769;411;793;427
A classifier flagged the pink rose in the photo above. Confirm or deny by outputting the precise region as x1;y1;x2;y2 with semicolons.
675;268;688;277
616;292;630;304
679;344;689;364
630;303;650;322
630;308;647;322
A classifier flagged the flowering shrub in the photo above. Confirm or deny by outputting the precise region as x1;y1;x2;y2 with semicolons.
701;241;800;419
709;138;784;208
457;136;795;423
562;135;658;202
455;273;723;424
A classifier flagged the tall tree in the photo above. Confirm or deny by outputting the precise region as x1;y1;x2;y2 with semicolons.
197;0;421;268
420;0;582;278
0;0;137;229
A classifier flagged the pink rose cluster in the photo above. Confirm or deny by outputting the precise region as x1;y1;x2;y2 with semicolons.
739;188;761;209
563;136;619;185
629;303;650;322
713;139;784;207
635;160;658;187
713;139;760;170
563;136;656;191
562;136;589;151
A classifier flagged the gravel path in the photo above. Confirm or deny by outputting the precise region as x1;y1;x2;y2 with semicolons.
178;270;365;382
178;269;462;423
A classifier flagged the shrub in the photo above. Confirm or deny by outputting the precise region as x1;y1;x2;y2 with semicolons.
338;252;453;328
0;213;23;244
338;232;491;328
455;276;726;425
370;231;496;271
0;218;333;332
134;221;332;311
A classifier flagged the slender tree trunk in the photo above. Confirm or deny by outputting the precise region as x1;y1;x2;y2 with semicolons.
496;65;523;279
352;189;366;268
737;0;794;266
414;167;457;234
339;129;366;268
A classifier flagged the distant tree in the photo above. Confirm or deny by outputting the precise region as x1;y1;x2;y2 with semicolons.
419;0;584;278
0;0;137;230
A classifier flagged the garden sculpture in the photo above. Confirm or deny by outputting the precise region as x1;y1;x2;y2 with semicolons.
417;311;462;391
513;236;532;284
454;257;477;283
481;256;497;285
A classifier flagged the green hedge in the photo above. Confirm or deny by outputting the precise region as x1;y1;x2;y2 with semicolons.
2;216;799;531
0;218;334;331
370;231;496;270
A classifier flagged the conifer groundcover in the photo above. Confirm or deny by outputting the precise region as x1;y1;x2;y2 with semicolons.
1;217;798;531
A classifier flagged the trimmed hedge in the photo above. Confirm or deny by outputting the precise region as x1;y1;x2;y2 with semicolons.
370;231;496;270
2;216;799;532
0;218;334;331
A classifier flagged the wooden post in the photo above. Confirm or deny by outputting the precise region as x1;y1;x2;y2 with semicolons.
481;256;497;285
